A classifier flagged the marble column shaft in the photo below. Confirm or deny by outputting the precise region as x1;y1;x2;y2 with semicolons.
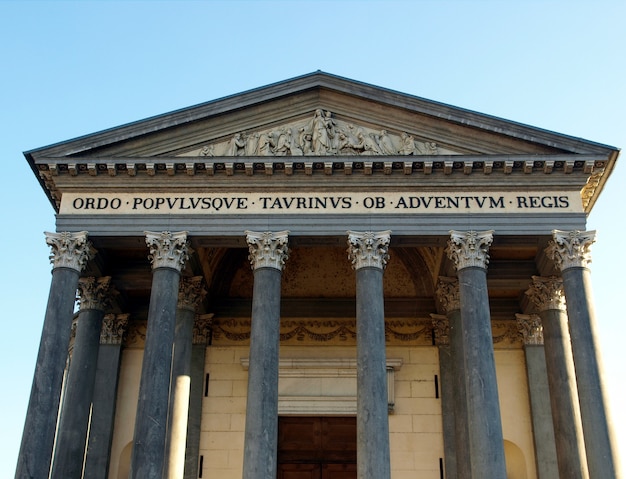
431;314;457;479
526;277;587;478
436;277;470;479
165;277;206;479
130;231;189;479
242;231;289;479
547;230;622;478
51;276;113;479
83;314;129;479
516;314;560;479
447;230;507;479
348;231;391;479
15;231;93;479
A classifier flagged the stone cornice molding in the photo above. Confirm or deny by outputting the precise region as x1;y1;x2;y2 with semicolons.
178;276;207;312
435;276;460;313
346;230;391;270
245;230;290;271
145;231;190;271
515;313;544;345
100;313;129;345
546;229;596;271
430;314;450;346
446;230;493;271
525;276;566;312
193;314;214;345
77;276;113;312
45;231;95;272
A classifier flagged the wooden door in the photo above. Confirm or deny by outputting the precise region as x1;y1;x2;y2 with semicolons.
277;417;356;479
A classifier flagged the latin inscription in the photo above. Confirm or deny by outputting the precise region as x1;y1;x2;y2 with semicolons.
61;192;580;215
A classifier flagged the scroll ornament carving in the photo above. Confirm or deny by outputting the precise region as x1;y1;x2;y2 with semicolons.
193;314;214;345
100;314;129;345
525;276;566;312
198;110;441;158
145;231;190;271
435;276;460;313
77;276;113;311
178;276;207;312
546;229;596;271
245;230;290;271
430;314;450;345
45;231;95;272
515;313;544;345
347;230;391;270
446;230;493;270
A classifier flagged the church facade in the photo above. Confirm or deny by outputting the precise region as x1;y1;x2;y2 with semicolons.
16;72;622;479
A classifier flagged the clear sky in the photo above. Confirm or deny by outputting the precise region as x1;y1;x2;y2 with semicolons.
1;0;624;475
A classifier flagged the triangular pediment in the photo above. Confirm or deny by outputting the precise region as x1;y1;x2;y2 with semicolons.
26;71;619;213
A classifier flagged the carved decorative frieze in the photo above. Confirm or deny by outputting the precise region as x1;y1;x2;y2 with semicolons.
45;231;95;272
178;276;207;312
446;230;493;270
515;313;544;345
100;313;130;345
430;314;450;345
346;230;391;270
210;318;432;345
491;321;523;346
193;314;214;345
435;276;460;313
546;229;596;271
525;276;566;311
145;231;190;271
245;230;290;271
77;276;113;312
193;110;444;158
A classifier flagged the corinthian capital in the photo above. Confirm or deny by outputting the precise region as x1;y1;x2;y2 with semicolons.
446;230;493;270
546;229;596;270
436;276;460;313
193;313;214;345
178;276;207;312
45;231;95;272
77;276;113;311
100;314;129;345
145;231;189;271
430;314;450;346
515;313;544;345
346;230;391;270
525;276;566;312
245;230;290;271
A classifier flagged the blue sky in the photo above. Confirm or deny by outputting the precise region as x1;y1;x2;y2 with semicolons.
1;0;624;475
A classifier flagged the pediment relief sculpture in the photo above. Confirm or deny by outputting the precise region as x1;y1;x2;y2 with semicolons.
183;110;460;157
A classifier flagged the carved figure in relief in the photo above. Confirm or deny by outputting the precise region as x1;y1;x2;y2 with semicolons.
245;132;259;156
309;109;335;155
226;133;246;156
399;132;417;155
377;129;397;155
337;132;358;155
256;132;275;156
422;141;438;155
298;127;312;155
354;132;383;155
200;144;215;157
273;128;292;156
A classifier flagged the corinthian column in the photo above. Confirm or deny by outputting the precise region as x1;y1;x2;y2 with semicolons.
446;230;507;479
242;230;289;479
515;314;559;479
525;276;587;478
51;276;113;479
436;276;470;479
546;230;621;478
347;230;391;479
166;276;206;479
16;231;94;479
130;231;189;479
83;313;129;479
